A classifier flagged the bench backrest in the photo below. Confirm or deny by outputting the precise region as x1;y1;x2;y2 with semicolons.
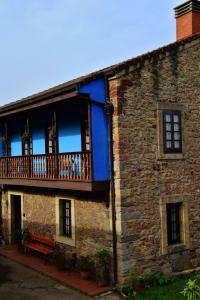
31;232;56;248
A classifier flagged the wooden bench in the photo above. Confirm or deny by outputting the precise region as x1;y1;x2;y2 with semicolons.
23;232;56;261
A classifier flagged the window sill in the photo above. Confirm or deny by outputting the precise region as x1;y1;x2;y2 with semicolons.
162;243;187;255
55;235;75;247
157;153;185;160
168;243;188;254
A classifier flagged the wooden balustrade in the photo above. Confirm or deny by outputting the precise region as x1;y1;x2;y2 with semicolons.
0;152;92;181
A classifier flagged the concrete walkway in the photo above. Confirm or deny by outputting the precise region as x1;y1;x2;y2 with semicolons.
0;256;121;300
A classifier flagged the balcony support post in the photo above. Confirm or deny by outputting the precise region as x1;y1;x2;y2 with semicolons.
53;111;59;178
88;101;93;181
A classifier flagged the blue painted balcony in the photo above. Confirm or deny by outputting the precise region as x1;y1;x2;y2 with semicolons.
0;82;110;191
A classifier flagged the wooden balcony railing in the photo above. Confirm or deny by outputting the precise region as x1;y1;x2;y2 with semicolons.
0;151;92;181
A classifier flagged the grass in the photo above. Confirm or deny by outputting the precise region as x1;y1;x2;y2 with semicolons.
118;273;199;300
136;276;188;300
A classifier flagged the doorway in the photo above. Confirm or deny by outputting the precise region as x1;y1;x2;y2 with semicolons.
8;193;23;243
11;195;22;234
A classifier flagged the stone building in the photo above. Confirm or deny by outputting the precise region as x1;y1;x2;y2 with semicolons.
0;0;200;283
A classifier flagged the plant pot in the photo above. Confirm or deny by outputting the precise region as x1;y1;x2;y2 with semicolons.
80;270;90;280
133;282;145;292
95;263;109;287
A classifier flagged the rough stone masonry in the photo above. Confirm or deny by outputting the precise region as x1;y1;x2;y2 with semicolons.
109;36;200;282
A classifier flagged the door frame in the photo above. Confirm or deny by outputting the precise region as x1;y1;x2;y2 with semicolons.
8;191;24;244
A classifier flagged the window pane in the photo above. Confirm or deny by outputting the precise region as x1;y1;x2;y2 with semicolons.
174;124;180;132
163;110;182;154
166;123;171;131
174;132;180;140
173;114;179;123
165;114;171;122
62;200;71;237
174;141;180;149
166;141;172;149
166;132;172;140
167;203;181;245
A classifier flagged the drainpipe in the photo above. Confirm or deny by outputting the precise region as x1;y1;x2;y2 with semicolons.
104;75;118;285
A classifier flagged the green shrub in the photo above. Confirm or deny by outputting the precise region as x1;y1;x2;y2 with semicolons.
181;278;200;300
94;249;110;264
77;256;92;271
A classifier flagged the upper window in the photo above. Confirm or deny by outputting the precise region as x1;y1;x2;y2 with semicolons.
167;202;181;245
45;125;56;154
163;110;182;153
22;137;32;156
81;119;90;151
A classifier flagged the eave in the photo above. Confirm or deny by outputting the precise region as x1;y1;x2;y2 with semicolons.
0;178;109;192
0;91;91;118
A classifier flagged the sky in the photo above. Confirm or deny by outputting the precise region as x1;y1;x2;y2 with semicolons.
0;0;182;105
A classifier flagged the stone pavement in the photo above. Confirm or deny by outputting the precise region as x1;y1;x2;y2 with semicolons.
0;256;122;300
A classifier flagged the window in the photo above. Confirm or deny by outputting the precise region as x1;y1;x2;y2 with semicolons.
45;125;56;154
62;200;71;237
167;203;181;245
81;120;90;151
163;110;182;153
160;196;190;255
22;137;32;156
55;197;75;246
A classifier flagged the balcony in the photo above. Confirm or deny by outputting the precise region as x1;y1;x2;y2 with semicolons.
0;151;108;191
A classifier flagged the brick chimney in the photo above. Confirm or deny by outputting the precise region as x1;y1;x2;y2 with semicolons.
174;0;200;40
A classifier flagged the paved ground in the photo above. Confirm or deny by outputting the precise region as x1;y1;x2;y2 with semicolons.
0;256;121;300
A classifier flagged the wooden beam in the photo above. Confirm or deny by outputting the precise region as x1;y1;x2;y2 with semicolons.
0;178;109;192
0;92;90;117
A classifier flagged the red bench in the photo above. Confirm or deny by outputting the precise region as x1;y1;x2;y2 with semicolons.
23;232;56;260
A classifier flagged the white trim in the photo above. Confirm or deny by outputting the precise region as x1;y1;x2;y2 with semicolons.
7;191;24;244
55;196;75;247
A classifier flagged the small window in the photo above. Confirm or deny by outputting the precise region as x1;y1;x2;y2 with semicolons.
81;120;90;151
22;137;32;156
163;110;182;153
45;125;56;154
167;202;181;245
59;199;72;238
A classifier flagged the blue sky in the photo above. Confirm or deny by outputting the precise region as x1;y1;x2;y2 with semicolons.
0;0;181;105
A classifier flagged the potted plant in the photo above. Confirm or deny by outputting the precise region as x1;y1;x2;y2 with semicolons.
129;273;146;292
94;249;110;286
77;255;92;279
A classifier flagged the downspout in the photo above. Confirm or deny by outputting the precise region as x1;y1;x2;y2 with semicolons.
104;75;118;285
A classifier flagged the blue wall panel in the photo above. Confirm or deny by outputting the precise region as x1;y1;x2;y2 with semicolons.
58;112;81;153
92;103;109;180
32;128;45;155
10;118;23;156
11;134;22;156
79;77;110;181
79;78;106;103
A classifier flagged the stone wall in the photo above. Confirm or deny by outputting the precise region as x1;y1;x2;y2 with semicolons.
109;37;200;282
1;189;112;256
